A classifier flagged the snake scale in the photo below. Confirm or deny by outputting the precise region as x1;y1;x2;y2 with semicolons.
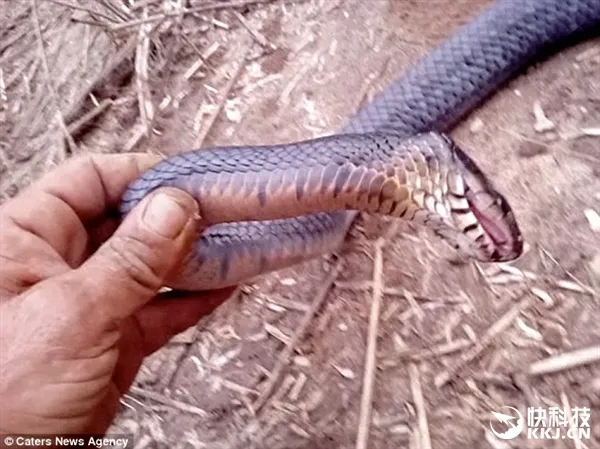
120;0;600;291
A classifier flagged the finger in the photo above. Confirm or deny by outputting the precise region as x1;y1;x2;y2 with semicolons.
136;287;236;355
0;221;71;298
64;186;201;323
0;153;161;265
0;214;119;299
20;152;162;220
1;190;93;271
89;385;121;434
85;216;121;257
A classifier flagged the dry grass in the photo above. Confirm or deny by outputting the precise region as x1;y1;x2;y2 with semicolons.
1;1;598;448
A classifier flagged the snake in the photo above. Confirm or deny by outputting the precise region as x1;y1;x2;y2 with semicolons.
119;0;600;291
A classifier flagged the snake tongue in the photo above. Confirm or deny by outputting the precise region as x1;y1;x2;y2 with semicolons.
474;206;508;246
466;193;509;247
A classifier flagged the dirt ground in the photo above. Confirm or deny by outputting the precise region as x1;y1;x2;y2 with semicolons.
1;1;599;448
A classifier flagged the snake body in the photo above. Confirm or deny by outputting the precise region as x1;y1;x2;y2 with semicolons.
120;0;600;290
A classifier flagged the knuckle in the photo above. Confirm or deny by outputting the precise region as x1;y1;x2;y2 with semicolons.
103;235;166;294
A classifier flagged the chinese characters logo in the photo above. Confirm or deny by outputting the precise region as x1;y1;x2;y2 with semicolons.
489;405;591;441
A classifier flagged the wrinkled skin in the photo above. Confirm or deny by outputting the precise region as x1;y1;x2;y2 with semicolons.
0;154;235;434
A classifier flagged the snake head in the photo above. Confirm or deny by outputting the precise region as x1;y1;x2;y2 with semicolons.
439;139;524;262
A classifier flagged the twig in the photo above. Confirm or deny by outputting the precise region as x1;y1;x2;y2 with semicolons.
473;261;501;297
434;293;535;388
528;344;600;376
31;0;78;154
289;372;307;401
560;391;584;449
5;53;36;90
512;372;539;408
335;280;464;304
67;98;113;136
183;41;220;80
99;0;132;22
233;10;269;47
0;7;33;56
355;239;385;449
408;363;432;449
386;338;473;364
252;260;343;413
539;246;596;297
46;0;116;23
0;69;6;106
135;8;154;135
63;34;137;125
124;125;149;152
270;374;296;404
0;9;71;67
266;297;311;312
109;0;273;32
221;379;259;396
193;44;250;147
128;386;207;417
159;287;242;388
279;48;323;107
264;322;292;346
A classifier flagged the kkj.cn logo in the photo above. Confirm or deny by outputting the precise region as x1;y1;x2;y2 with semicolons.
490;407;525;440
489;406;591;440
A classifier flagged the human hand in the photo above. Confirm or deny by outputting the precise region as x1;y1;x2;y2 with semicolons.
0;154;235;434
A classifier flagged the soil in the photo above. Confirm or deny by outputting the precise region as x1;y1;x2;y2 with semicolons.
1;1;599;448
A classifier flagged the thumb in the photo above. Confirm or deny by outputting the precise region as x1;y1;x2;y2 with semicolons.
71;186;200;321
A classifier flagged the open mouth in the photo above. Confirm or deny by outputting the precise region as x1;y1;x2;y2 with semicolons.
466;193;509;246
442;137;524;262
464;188;523;261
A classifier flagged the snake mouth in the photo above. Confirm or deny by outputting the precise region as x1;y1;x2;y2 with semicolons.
441;186;523;263
468;195;509;246
463;188;523;261
444;141;524;262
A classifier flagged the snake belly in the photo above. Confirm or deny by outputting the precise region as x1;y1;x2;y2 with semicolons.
120;0;600;290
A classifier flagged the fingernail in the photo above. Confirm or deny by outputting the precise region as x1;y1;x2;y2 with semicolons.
142;191;196;238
